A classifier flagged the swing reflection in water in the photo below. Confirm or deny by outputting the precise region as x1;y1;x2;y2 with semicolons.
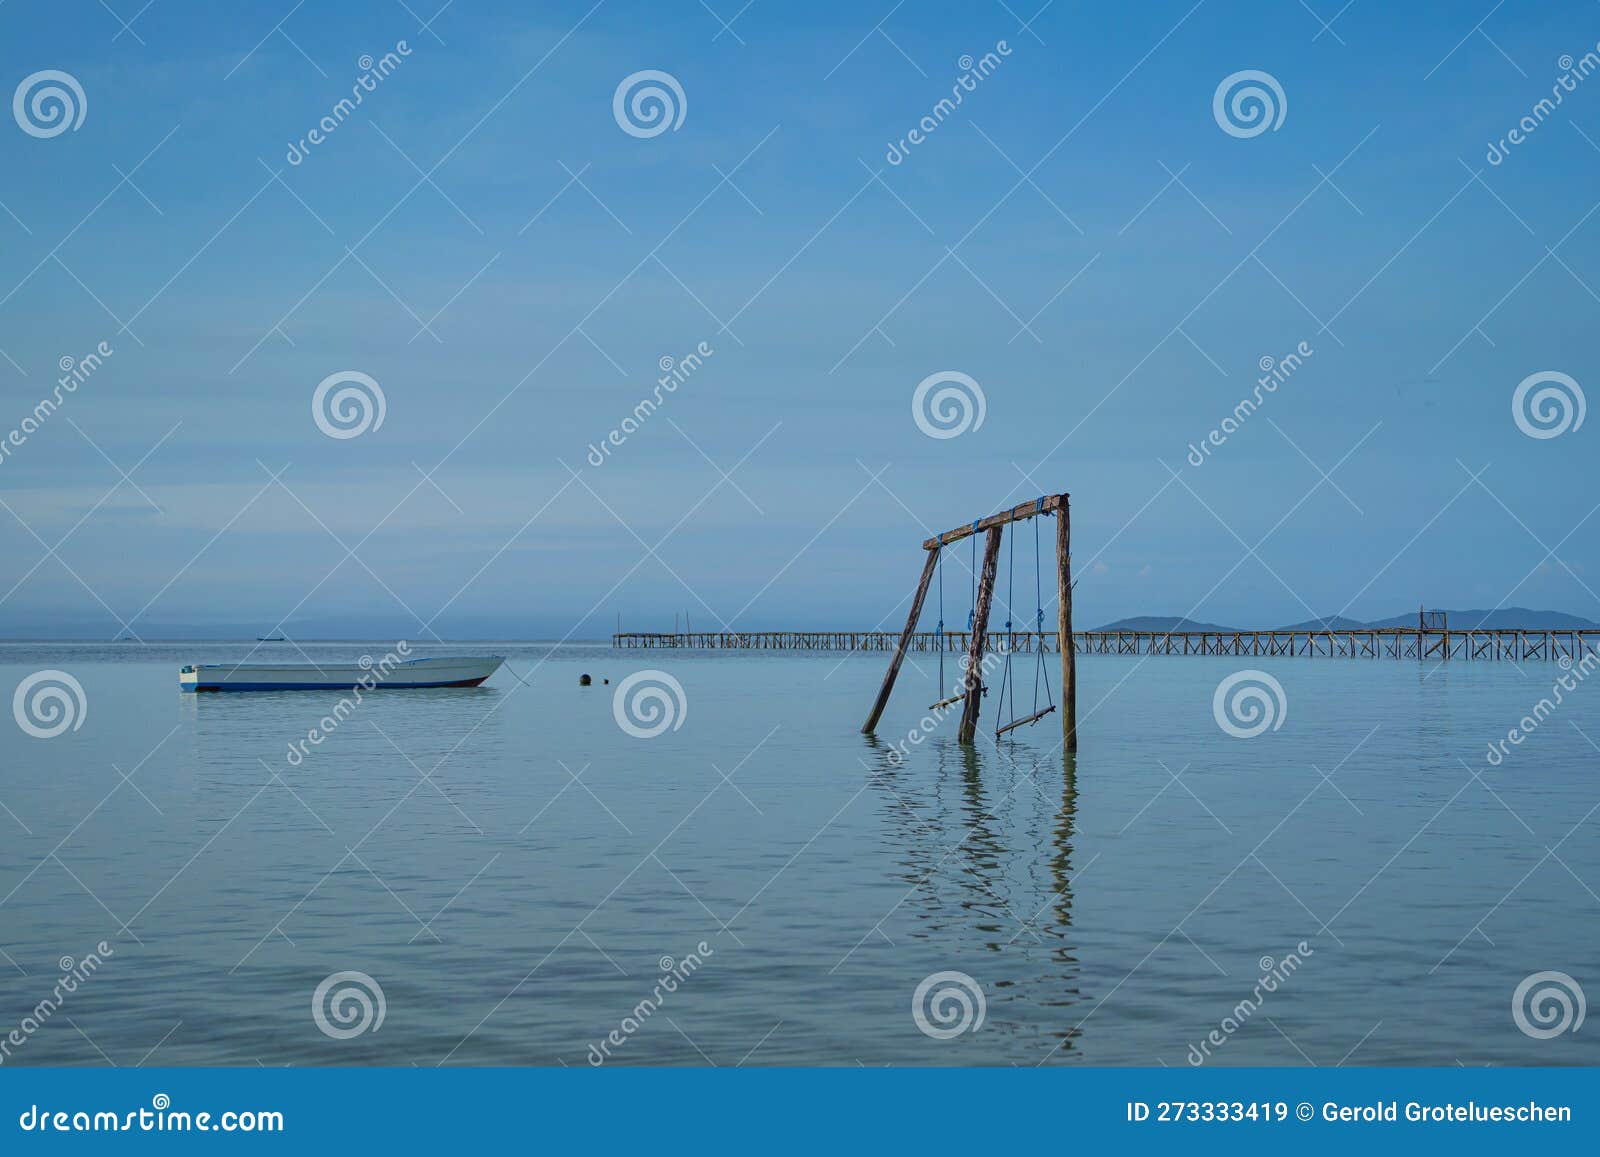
857;733;1087;1050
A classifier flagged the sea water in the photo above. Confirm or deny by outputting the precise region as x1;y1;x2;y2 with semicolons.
0;642;1594;1066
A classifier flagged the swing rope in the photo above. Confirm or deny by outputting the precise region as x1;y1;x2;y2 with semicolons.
996;524;1018;732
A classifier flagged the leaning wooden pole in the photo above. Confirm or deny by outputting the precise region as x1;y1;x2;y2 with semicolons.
1056;494;1077;752
957;526;1004;743
861;548;940;733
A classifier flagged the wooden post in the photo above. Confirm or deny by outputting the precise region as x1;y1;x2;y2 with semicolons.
1056;495;1076;752
957;526;1004;743
861;548;940;733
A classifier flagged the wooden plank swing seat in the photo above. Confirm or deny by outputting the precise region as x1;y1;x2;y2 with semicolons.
995;703;1056;738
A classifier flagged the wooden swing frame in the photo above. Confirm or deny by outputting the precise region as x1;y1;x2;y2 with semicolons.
862;493;1077;750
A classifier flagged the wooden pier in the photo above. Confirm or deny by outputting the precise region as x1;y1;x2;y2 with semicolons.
613;627;1600;663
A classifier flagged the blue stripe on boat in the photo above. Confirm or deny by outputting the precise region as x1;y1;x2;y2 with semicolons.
182;679;486;692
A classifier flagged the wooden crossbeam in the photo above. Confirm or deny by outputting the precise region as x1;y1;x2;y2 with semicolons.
922;494;1065;551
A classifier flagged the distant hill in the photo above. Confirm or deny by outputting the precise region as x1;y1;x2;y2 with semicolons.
1361;608;1600;630
1090;608;1600;633
1092;616;1239;632
1277;615;1368;632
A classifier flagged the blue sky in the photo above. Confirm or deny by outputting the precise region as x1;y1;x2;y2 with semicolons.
1;0;1598;638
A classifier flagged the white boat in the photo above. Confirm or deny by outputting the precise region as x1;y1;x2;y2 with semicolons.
179;655;504;693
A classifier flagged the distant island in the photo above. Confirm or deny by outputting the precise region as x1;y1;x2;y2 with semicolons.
1091;608;1600;632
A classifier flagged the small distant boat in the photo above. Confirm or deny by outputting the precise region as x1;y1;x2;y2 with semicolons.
257;634;287;642
179;656;504;693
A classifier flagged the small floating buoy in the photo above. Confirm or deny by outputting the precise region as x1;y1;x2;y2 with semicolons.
579;674;592;686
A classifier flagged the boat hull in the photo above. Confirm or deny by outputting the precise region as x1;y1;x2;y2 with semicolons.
179;656;504;693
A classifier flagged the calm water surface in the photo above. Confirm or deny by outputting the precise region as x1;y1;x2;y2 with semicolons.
0;642;1595;1066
